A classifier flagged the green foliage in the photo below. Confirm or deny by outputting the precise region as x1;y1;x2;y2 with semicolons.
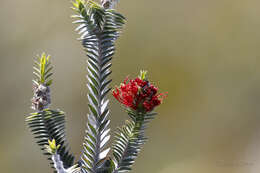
72;1;125;172
27;1;161;173
111;112;157;173
33;53;53;86
26;109;75;170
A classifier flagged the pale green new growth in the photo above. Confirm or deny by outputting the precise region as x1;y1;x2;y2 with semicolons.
139;70;148;80
45;139;61;155
33;53;53;86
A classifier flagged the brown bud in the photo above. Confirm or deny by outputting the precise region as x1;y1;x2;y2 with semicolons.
31;84;51;111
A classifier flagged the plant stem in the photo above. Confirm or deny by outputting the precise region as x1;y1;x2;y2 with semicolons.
52;154;66;173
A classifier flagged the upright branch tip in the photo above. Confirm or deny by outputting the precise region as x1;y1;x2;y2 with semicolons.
31;53;53;111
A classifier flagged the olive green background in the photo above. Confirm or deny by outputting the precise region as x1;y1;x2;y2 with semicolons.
1;0;260;172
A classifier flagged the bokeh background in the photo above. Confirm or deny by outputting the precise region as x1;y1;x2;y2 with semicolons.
1;0;260;172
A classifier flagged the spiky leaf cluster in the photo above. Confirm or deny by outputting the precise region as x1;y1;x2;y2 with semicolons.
26;110;75;170
72;1;125;172
111;112;157;173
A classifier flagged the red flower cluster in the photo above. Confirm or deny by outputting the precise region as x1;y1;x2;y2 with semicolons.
112;77;166;112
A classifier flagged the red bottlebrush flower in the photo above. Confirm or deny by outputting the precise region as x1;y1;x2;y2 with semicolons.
112;71;166;113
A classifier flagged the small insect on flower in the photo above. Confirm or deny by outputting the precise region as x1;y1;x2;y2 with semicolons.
112;71;166;113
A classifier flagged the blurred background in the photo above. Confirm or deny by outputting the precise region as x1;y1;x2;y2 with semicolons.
1;0;260;172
